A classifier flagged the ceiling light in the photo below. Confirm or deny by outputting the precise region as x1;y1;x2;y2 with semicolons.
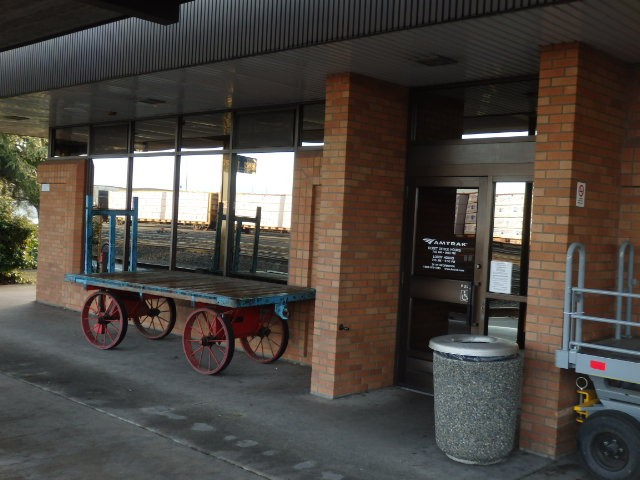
138;97;167;105
3;115;30;120
416;55;458;67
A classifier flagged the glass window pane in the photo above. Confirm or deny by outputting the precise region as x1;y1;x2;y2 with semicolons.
181;113;231;151
300;103;325;146
233;110;295;149
488;182;527;295
92;124;129;155
53;126;88;157
232;152;293;279
134;117;177;153
175;154;224;271
91;158;128;272
413;187;477;281
486;299;525;344
132;155;175;267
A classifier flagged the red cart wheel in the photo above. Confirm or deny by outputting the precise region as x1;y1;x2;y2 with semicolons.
133;296;176;339
241;311;289;363
81;290;128;349
182;308;235;374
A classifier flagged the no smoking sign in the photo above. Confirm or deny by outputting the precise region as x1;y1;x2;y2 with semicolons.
576;181;586;208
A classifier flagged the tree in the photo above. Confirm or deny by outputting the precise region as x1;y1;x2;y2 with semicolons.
0;134;48;213
0;194;37;283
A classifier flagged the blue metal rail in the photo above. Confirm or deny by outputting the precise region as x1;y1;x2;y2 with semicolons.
85;195;138;274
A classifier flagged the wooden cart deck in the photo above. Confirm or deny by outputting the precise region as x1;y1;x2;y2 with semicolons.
65;271;315;308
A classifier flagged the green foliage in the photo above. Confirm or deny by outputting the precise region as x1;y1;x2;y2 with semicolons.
0;134;48;212
0;195;38;283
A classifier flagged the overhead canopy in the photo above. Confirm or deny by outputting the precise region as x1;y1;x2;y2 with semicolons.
1;0;639;138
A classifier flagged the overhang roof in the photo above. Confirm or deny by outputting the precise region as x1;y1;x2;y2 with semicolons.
1;0;639;138
0;1;190;52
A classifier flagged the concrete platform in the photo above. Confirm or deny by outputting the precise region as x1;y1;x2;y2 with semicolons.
0;284;592;479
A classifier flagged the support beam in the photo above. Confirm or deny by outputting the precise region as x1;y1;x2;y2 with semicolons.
78;0;188;24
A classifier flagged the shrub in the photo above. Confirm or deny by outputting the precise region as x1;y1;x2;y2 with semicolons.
0;195;38;283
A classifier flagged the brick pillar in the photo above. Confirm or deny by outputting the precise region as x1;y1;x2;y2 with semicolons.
37;159;88;309
522;43;630;457
310;73;408;398
285;150;323;364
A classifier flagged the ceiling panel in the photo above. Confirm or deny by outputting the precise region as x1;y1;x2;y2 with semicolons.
2;0;640;137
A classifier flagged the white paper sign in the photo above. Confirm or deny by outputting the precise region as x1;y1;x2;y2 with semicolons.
490;260;513;294
576;181;586;208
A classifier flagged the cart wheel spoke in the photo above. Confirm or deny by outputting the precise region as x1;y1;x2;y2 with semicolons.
182;309;234;375
241;310;289;364
133;296;176;340
81;291;128;350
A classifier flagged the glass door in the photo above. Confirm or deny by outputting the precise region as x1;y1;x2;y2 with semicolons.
400;177;489;392
399;178;532;392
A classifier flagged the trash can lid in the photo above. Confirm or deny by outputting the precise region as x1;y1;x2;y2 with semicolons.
429;334;518;358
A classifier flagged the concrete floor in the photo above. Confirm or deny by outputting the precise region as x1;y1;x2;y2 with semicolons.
0;284;592;479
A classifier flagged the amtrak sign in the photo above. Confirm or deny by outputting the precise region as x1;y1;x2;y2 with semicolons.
421;237;470;274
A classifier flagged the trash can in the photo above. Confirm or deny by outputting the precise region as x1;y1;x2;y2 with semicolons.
429;334;522;465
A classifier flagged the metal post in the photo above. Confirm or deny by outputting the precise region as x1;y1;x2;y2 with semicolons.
108;213;117;272
250;206;261;273
130;197;138;272
84;195;94;274
564;242;586;351
616;241;634;339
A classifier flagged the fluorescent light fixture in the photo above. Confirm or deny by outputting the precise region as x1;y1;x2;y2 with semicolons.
462;131;529;139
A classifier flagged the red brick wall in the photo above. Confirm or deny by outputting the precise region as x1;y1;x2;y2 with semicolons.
310;73;408;398
37;159;88;309
522;43;631;457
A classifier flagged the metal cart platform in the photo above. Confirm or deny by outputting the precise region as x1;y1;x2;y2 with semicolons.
65;271;315;375
555;242;640;480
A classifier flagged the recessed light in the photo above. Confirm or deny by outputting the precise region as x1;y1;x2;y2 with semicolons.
416;55;458;67
138;97;167;105
3;115;30;121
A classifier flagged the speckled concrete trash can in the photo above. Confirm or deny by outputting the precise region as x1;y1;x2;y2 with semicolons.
429;335;522;465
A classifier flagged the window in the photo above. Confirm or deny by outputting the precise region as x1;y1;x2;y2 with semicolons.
53;126;88;157
65;104;320;279
231;151;294;280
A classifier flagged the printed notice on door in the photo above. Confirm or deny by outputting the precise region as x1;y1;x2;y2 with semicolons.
489;260;513;294
421;238;469;273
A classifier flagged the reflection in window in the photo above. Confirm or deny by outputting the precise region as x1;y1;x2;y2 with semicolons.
232;152;294;279
181;113;231;151
91;158;128;271
132;156;175;267
234;110;295;149
414;187;477;281
488;182;527;296
92;124;129;155
300;103;325;146
134;118;177;153
175;154;224;270
53;126;88;157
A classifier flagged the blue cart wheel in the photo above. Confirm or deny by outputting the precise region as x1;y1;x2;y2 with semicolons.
81;290;128;349
182;308;235;374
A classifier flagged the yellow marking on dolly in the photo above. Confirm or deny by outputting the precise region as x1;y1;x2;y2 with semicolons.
574;389;599;423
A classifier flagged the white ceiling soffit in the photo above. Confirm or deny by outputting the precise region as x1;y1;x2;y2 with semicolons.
1;0;640;138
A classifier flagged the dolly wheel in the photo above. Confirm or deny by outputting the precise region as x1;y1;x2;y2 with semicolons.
241;311;289;363
81;291;128;349
182;308;234;375
133;296;176;339
579;410;640;480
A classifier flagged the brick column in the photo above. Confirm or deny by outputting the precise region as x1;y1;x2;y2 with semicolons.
37;159;87;309
522;43;630;457
310;73;408;398
285;150;323;363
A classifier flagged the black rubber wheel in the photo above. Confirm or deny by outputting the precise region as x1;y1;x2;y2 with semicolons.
578;410;640;480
